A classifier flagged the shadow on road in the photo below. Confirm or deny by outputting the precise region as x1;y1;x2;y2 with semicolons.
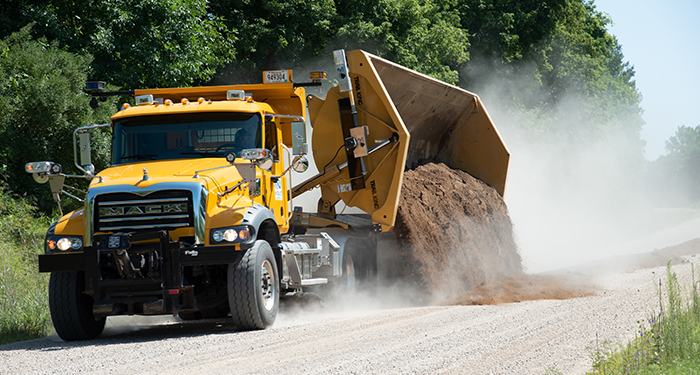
0;318;244;352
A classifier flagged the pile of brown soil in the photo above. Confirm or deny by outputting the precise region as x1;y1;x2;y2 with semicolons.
393;162;523;304
448;274;595;305
388;162;700;306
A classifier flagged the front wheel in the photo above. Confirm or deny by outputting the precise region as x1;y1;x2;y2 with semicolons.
49;271;105;341
228;240;279;330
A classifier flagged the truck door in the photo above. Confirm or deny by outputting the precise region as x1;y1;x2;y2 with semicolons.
264;119;290;229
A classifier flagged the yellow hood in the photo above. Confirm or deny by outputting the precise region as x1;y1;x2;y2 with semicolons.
92;158;248;192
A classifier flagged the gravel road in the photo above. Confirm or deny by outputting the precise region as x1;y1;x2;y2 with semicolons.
2;250;698;375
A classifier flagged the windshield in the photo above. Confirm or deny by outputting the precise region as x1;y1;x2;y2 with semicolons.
112;112;262;164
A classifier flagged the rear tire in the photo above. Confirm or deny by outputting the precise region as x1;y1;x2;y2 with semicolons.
337;250;357;292
49;271;105;341
228;240;279;330
330;242;377;298
347;241;377;292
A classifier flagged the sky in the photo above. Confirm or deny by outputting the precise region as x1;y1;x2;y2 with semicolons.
592;0;700;160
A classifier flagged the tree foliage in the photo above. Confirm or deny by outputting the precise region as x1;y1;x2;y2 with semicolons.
210;0;469;84
2;0;234;89
0;25;114;213
0;0;641;118
460;0;643;144
648;125;700;205
333;0;469;84
209;0;337;83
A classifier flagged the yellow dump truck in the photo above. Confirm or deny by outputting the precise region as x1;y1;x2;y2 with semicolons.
26;50;509;340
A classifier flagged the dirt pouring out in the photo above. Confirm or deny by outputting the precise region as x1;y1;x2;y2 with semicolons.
391;162;593;306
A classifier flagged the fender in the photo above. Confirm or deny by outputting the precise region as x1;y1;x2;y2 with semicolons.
241;204;283;274
241;204;279;244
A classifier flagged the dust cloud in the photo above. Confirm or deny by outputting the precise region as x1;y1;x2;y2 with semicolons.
275;285;418;328
101;315;179;337
465;60;667;274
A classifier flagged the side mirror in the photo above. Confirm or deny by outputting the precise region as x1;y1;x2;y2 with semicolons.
291;121;308;155
78;132;93;174
71;123;111;177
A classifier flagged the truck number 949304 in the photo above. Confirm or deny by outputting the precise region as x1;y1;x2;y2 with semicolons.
264;70;291;84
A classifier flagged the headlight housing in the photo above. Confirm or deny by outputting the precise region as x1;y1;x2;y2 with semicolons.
210;225;254;245
46;236;83;252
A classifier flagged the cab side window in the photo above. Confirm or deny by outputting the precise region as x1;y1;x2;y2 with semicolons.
265;121;279;161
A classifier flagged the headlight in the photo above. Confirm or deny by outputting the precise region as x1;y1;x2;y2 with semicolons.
57;238;72;251
223;229;237;242
210;225;254;244
47;236;83;252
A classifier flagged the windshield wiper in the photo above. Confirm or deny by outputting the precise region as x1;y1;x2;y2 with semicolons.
120;154;158;161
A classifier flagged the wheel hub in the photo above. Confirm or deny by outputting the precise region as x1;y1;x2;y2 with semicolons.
346;255;356;290
260;260;276;311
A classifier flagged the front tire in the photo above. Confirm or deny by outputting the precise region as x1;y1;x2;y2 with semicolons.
228;240;279;330
49;271;105;341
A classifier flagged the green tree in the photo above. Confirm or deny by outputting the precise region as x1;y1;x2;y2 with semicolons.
210;0;337;83
459;0;643;145
334;0;469;84
1;0;234;89
648;125;700;205
458;0;566;64
0;25;114;213
210;0;468;85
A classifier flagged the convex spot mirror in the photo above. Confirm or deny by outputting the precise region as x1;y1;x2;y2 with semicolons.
256;158;274;171
292;156;309;173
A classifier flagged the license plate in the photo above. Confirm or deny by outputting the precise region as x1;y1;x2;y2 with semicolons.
108;235;121;248
97;234;130;250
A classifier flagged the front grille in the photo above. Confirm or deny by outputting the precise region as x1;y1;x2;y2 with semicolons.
94;190;193;233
